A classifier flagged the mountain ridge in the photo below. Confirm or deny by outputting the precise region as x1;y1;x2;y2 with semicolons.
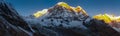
0;1;120;36
27;2;120;36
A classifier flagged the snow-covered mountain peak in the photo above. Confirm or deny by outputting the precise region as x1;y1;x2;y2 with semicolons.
33;2;88;18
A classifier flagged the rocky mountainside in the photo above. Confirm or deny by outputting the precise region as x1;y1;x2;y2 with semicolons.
0;0;120;36
0;0;45;36
27;2;120;36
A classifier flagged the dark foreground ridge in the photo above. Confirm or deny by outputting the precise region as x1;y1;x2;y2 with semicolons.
0;0;44;36
0;0;120;36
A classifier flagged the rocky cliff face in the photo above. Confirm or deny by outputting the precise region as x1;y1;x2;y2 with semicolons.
29;4;120;36
0;0;45;36
0;0;120;36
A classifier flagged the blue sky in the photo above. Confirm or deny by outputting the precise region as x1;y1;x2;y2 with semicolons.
6;0;120;16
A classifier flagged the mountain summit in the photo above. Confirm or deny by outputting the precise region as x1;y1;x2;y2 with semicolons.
33;2;89;27
0;1;120;36
33;2;88;18
28;2;120;36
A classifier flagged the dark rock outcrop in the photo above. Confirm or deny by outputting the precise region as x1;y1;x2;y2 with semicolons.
0;0;45;36
84;19;120;36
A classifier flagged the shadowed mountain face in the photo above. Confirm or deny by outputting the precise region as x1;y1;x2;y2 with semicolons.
0;0;45;36
0;0;120;36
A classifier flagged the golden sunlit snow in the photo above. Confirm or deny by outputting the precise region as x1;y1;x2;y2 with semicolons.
93;14;120;23
33;2;120;24
33;9;48;18
57;2;88;16
33;2;88;18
